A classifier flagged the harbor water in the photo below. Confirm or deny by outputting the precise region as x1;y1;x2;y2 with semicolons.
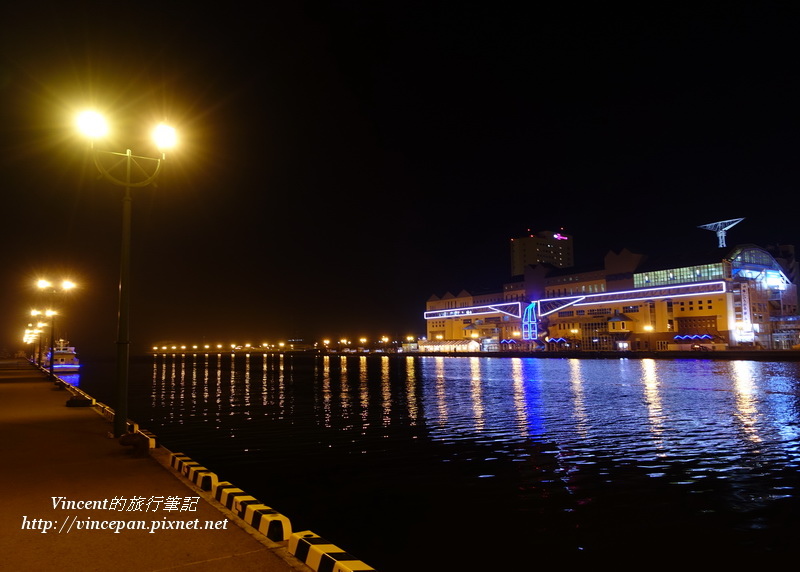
75;353;800;568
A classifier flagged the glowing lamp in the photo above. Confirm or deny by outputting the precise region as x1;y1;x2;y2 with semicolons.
76;110;108;138
153;123;177;149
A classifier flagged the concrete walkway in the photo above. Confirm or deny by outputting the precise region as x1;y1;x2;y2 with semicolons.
0;359;312;571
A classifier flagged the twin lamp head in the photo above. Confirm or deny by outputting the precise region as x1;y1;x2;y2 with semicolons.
76;110;177;150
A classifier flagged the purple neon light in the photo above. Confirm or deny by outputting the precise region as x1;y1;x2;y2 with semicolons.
535;281;727;317
424;301;521;320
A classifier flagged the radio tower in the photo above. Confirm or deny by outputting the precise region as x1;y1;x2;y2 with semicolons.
698;218;744;248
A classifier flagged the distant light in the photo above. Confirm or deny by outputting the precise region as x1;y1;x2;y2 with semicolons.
553;233;569;240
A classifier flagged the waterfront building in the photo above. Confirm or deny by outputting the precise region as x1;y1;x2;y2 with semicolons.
422;289;524;352
424;242;799;352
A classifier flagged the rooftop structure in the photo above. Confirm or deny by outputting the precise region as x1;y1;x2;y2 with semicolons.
698;218;745;248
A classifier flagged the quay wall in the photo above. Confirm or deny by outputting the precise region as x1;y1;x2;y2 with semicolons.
236;349;800;362
162;349;800;362
405;349;800;361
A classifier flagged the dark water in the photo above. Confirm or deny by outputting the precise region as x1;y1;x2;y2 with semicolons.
75;353;800;567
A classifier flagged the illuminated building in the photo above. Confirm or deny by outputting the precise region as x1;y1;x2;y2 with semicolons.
510;229;574;276
424;243;799;351
423;289;524;351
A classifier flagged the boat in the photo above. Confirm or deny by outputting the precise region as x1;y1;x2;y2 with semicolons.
48;339;81;373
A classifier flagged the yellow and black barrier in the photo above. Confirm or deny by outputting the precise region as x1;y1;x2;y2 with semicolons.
213;481;292;541
138;429;158;448
159;443;370;564
168;452;219;491
237;499;292;542
289;531;376;572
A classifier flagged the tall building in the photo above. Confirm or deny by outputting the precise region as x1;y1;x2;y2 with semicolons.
510;229;574;276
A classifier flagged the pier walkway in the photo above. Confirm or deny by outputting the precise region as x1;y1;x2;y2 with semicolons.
0;359;311;571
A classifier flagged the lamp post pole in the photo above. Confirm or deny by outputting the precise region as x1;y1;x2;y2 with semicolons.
47;311;56;379
37;324;45;366
116;153;133;439
29;311;46;367
78;113;176;438
96;148;162;438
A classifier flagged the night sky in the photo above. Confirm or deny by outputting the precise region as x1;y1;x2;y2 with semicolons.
1;3;799;358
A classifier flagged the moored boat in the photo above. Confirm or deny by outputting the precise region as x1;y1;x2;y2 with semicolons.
49;339;80;373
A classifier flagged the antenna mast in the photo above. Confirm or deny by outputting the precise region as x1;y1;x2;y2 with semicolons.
697;218;744;248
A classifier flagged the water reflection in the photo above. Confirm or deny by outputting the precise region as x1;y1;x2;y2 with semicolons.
640;358;665;440
133;353;800;563
568;358;588;438
731;360;761;443
58;372;80;387
510;358;527;438
145;354;800;459
469;357;484;431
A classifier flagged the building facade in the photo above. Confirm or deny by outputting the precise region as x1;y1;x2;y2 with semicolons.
510;229;574;276
424;243;799;352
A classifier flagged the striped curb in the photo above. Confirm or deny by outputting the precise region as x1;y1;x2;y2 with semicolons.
162;449;369;564
168;452;219;491
138;429;158;449
237;499;292;542
213;481;292;541
289;531;376;572
213;481;245;508
53;376;374;569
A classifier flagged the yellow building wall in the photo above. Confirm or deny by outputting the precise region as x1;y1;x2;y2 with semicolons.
543;291;735;348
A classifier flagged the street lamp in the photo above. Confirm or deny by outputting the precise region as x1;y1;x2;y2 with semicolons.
38;279;76;293
77;110;177;438
23;325;43;362
36;279;77;378
31;309;57;376
45;310;57;378
26;315;46;365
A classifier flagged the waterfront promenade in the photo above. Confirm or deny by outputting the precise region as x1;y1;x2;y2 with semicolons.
0;359;310;571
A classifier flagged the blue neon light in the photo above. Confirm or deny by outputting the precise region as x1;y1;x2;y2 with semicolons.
673;334;713;340
522;302;538;341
